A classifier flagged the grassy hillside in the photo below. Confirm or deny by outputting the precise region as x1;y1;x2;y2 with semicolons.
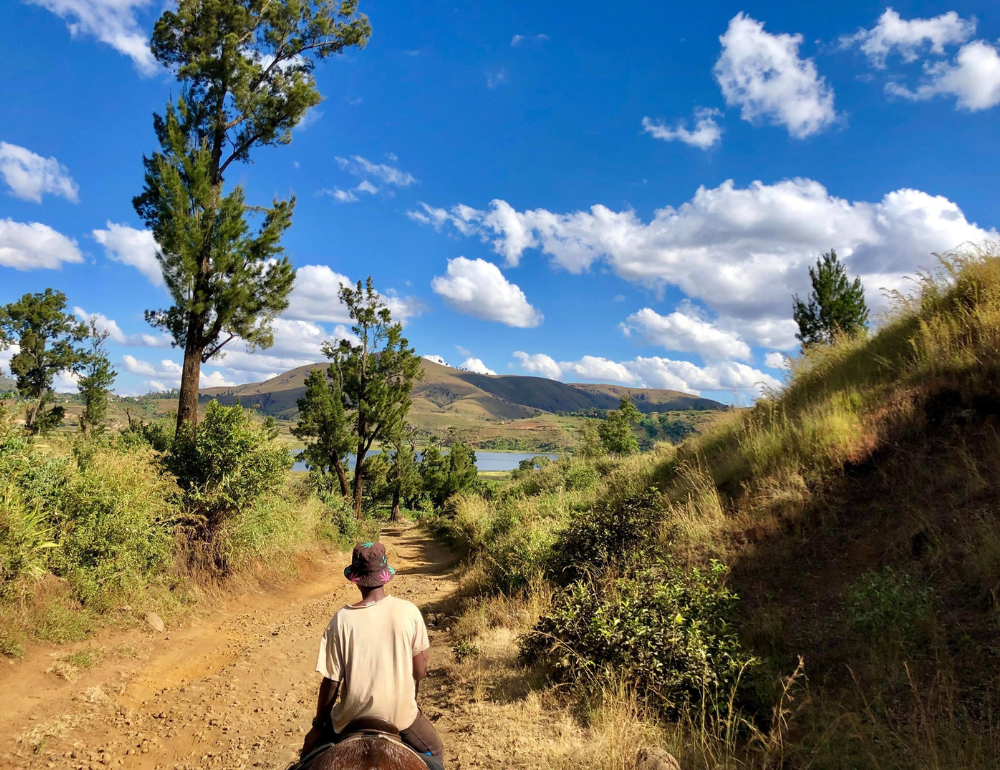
200;358;723;450
430;246;1000;768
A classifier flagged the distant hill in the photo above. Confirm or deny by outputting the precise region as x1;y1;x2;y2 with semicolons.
0;374;15;393
201;358;723;419
200;358;724;451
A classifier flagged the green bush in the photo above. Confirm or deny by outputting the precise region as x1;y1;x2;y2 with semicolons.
521;559;756;718
0;424;67;595
53;445;178;607
547;488;663;585
479;503;556;593
117;419;172;453
169;401;291;532
846;566;935;645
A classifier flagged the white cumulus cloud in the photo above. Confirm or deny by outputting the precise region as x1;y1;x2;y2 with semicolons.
842;9;976;68
0;219;83;270
423;355;450;367
641;109;723;150
459;358;496;375
513;351;778;396
764;351;789;370
431;257;543;328
0;142;79;203
625;307;751;361
92;222;162;286
411;179;994;350
714;13;837;138
27;0;159;75
73;307;171;347
284;265;422;326
513;352;562;380
887;39;1000;111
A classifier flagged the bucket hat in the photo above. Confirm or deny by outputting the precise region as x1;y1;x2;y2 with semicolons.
344;542;396;587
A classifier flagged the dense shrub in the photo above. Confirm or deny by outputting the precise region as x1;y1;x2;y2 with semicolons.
169;401;291;532
548;488;664;585
521;560;756;717
846;566;936;646
1;424;68;595
478;501;556;593
53;445;178;607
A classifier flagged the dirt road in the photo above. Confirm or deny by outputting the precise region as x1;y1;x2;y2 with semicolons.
0;526;543;770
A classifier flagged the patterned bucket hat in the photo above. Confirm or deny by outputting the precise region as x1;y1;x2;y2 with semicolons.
344;542;396;587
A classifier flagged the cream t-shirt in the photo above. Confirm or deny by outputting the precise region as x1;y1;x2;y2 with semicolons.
315;595;430;733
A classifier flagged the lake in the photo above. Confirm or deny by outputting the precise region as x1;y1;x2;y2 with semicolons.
292;450;559;473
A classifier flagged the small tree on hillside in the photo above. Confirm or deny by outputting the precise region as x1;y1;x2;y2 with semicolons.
598;398;641;457
793;250;869;347
419;438;448;506
578;419;603;459
294;368;352;499
420;439;478;508
0;289;89;434
135;0;371;436
78;322;117;435
388;425;421;522
329;278;422;517
443;441;478;501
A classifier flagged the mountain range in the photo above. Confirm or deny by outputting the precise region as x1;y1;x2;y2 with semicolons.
201;357;722;419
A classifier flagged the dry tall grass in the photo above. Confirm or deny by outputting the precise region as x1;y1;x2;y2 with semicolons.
435;245;1000;768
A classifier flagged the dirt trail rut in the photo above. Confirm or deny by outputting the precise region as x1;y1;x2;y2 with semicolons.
0;526;486;770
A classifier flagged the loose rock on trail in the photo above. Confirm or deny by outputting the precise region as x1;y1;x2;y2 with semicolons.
0;527;485;770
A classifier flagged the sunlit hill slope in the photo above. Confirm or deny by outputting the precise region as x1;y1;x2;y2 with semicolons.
200;357;722;449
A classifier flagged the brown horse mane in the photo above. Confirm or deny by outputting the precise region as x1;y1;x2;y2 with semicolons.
305;736;430;770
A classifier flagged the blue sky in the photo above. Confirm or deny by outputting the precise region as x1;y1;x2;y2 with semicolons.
1;0;998;400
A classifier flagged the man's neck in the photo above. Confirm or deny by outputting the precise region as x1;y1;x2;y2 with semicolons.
352;586;386;607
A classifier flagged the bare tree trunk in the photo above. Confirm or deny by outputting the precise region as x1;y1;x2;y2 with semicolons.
390;486;400;523
175;335;203;437
333;455;350;499
25;389;44;434
352;443;365;518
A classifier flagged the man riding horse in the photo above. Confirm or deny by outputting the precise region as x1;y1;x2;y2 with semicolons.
298;542;445;769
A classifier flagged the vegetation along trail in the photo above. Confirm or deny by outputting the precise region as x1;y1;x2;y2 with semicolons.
0;526;574;770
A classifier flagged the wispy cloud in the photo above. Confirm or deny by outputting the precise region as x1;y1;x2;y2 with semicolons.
642;108;723;150
511;33;548;47
486;68;509;88
27;0;159;75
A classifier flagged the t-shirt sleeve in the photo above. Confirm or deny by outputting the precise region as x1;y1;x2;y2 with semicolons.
412;606;430;655
316;621;343;681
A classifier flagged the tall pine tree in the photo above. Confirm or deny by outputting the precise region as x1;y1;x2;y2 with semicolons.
793;250;869;347
135;0;370;436
328;278;422;518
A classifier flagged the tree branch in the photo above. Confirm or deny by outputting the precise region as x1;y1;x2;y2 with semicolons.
202;332;236;362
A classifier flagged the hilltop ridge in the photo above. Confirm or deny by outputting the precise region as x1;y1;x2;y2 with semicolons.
199;358;723;450
202;357;722;417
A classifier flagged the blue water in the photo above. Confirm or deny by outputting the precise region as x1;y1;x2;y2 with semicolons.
292;450;559;473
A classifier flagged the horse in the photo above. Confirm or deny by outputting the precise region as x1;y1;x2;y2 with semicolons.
294;717;444;770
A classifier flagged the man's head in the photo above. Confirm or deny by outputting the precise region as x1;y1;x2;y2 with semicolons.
344;542;396;589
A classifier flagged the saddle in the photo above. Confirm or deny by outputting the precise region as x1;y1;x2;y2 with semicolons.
339;716;404;745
